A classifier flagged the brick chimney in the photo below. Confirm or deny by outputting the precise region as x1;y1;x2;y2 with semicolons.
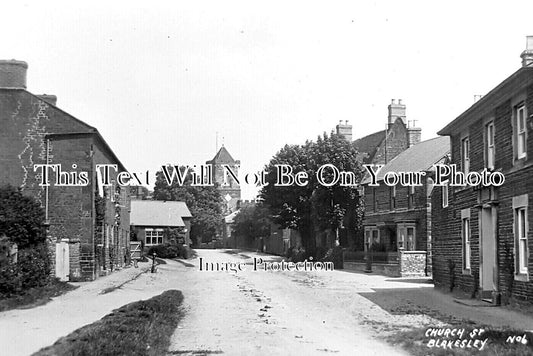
37;94;57;106
407;120;422;147
0;60;28;89
521;36;533;67
388;99;406;127
335;120;352;141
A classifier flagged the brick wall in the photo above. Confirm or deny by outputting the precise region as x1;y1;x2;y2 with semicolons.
363;178;430;252
0;89;131;282
433;80;533;302
372;118;409;165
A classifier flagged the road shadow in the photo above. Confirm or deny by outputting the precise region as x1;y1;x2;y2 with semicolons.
384;278;433;284
173;259;195;268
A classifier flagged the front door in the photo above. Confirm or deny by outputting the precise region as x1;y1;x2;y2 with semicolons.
480;207;497;299
55;240;70;282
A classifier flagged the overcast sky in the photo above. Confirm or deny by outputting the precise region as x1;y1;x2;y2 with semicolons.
1;1;532;198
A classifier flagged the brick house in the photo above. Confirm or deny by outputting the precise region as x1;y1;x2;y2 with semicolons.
432;38;533;303
0;60;131;281
130;200;192;251
335;100;422;249
351;99;422;165
360;137;449;276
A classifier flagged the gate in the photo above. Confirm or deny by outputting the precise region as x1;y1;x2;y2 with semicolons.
130;241;142;261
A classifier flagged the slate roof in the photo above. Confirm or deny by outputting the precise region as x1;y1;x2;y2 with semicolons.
439;66;533;135
361;136;450;184
206;146;239;164
130;200;192;227
352;129;386;162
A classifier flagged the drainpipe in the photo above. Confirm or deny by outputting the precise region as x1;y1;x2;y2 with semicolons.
45;139;50;221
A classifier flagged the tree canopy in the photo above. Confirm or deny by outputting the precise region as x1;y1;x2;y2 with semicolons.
232;204;272;248
259;132;363;253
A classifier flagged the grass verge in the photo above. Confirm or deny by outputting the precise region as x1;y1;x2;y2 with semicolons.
34;290;184;356
0;279;77;312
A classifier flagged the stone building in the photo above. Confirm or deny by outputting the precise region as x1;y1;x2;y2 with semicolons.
206;145;241;212
432;37;533;303
360;136;450;276
0;60;131;281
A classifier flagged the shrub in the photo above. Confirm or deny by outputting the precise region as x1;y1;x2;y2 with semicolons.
147;243;190;259
320;246;344;269
286;246;307;262
0;185;46;248
0;243;51;297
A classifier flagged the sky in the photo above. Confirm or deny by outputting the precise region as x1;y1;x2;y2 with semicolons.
1;1;532;199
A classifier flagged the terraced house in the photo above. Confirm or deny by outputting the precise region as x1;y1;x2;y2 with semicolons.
0;60;131;281
432;37;533;304
359;136;450;277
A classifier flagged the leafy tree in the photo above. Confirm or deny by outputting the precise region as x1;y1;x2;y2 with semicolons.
260;132;363;255
232;204;272;248
152;166;224;245
0;185;46;248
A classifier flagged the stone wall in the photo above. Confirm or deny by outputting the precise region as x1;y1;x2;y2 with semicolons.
399;250;427;277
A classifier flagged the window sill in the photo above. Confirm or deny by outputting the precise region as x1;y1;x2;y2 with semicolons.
514;273;529;282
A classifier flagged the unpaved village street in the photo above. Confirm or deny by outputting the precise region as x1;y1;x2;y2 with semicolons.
1;249;533;355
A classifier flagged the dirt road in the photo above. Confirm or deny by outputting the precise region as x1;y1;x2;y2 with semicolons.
2;249;532;355
167;250;416;355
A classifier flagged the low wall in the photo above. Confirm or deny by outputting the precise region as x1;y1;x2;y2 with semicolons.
343;249;427;277
343;261;401;277
399;250;427;277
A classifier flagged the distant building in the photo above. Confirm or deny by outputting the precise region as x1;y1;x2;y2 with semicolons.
352;99;421;165
130;200;192;251
0;60;131;281
206;145;241;212
432;37;533;304
332;100;421;249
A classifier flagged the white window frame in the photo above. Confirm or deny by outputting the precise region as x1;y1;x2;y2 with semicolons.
516;105;527;159
461;137;470;174
145;228;164;246
513;195;529;278
485;121;495;169
397;223;416;251
461;209;471;272
442;182;449;208
517;207;528;274
364;227;380;251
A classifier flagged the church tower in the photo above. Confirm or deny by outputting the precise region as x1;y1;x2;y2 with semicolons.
206;145;241;212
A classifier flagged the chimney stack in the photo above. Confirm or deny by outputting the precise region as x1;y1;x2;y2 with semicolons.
407;124;422;147
37;94;57;106
388;98;406;126
0;60;28;89
521;36;533;67
336;120;353;141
